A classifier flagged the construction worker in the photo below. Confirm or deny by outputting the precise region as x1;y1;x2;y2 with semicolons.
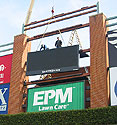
40;44;48;51
55;37;62;48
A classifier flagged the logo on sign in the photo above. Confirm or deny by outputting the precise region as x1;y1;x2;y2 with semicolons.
0;83;10;114
0;88;8;111
0;64;6;72
42;69;60;74
27;82;85;112
114;81;117;97
33;87;72;105
33;87;72;111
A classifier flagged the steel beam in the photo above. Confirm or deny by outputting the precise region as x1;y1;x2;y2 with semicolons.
0;42;13;48
97;1;99;14
25;4;96;27
27;23;89;42
106;16;117;21
106;22;117;27
25;9;96;31
0;48;13;53
26;72;90;85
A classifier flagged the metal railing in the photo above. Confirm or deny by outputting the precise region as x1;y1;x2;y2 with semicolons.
0;42;13;56
106;16;117;27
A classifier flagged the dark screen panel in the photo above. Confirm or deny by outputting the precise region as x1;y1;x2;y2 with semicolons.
26;45;79;76
108;42;117;67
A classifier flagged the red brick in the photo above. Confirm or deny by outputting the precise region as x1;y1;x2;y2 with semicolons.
90;14;110;108
8;34;31;114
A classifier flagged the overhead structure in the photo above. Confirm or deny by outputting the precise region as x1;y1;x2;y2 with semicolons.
24;4;97;28
27;23;90;42
24;4;97;42
24;7;97;31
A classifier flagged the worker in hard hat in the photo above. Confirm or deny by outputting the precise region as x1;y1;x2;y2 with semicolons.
55;37;62;48
40;44;47;51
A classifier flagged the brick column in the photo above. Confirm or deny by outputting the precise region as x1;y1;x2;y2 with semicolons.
8;34;31;114
90;13;110;108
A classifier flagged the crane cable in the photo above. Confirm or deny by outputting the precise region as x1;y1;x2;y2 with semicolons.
51;6;65;45
36;6;65;51
36;19;52;51
36;5;55;51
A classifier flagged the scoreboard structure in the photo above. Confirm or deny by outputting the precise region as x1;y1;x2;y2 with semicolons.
26;45;79;76
5;13;111;114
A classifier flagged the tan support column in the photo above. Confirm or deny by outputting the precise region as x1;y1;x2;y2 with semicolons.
90;13;110;108
8;34;31;114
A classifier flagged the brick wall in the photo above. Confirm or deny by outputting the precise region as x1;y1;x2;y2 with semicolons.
90;14;110;108
8;34;31;114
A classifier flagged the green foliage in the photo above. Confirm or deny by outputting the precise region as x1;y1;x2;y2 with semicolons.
0;106;117;125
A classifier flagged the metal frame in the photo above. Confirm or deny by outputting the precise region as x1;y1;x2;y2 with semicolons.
106;16;117;27
0;42;13;55
25;4;97;28
27;23;89;42
25;9;96;31
25;4;97;42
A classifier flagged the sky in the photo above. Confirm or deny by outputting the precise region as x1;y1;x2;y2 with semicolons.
0;0;116;49
0;0;116;100
0;0;117;79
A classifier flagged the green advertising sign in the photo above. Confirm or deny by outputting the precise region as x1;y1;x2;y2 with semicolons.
27;81;85;112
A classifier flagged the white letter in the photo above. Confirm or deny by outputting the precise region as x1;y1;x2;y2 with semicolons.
33;91;44;106
55;87;72;104
0;66;1;71
44;90;55;105
0;88;8;105
54;105;58;110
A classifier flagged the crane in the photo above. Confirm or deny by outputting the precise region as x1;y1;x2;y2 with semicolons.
22;0;35;34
